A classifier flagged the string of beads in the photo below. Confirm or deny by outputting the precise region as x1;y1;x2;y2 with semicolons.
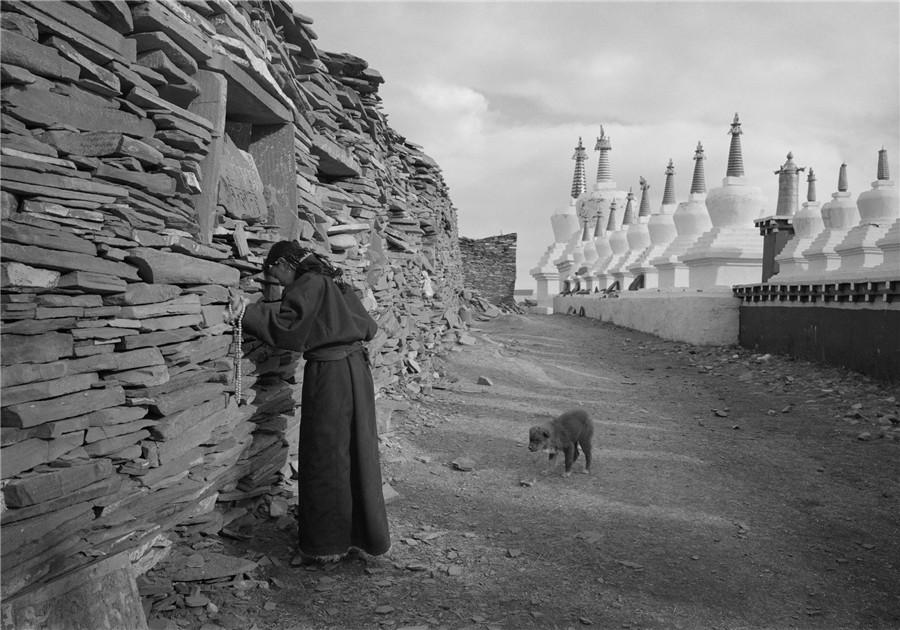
232;300;246;406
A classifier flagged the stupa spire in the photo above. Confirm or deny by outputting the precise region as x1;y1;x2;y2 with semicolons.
662;159;676;204
837;162;849;192
595;126;612;183
877;147;890;180
606;199;618;231
638;176;652;217
806;168;817;203
622;189;635;226
691;142;707;194
593;211;605;238
774;151;806;217
571;137;588;199
726;113;744;177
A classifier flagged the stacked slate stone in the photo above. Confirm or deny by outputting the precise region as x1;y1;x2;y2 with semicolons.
285;43;466;395
0;0;246;598
459;234;519;308
0;0;468;606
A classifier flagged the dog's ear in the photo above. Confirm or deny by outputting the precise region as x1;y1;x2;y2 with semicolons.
541;428;550;439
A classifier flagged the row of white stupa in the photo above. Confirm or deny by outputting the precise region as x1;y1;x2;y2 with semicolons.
530;114;899;301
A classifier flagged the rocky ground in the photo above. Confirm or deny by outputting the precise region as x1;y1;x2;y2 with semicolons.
142;312;900;630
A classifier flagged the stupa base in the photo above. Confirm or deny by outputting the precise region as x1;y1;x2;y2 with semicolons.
553;289;740;345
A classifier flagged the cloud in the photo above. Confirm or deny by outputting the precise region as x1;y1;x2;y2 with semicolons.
301;1;899;290
385;80;496;188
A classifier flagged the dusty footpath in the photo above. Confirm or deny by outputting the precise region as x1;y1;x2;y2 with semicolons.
148;312;900;630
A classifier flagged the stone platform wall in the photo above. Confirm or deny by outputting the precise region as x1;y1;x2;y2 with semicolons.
459;233;517;306
739;303;900;382
553;291;741;346
734;281;900;382
0;0;467;600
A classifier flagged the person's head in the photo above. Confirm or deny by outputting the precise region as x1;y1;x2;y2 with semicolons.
262;240;346;287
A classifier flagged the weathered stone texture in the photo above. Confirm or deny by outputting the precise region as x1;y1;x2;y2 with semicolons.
460;234;518;307
0;0;476;611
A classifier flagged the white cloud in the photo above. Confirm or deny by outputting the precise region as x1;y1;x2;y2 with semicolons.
409;82;491;146
303;1;899;290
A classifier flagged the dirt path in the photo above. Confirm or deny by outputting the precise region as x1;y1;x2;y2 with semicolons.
163;313;900;630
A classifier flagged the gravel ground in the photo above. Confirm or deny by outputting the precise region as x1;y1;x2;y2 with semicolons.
145;312;900;630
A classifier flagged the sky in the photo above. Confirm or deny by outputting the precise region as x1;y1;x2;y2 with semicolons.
297;1;900;291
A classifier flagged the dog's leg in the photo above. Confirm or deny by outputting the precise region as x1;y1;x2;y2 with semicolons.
581;440;592;475
562;446;575;477
542;452;556;476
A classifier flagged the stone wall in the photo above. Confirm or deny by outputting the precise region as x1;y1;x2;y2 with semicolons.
0;0;467;601
459;233;517;306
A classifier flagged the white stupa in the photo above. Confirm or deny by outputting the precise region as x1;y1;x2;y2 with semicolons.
770;168;824;280
832;148;899;279
530;138;588;306
608;189;641;289
652;143;712;288
595;200;634;290
588;206;613;288
579;127;628;289
773;151;805;219
801;162;860;279
629;163;679;288
871;150;900;279
577;218;599;291
681;113;767;288
554;139;599;287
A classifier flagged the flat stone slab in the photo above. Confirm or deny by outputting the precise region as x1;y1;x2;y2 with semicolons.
167;551;257;582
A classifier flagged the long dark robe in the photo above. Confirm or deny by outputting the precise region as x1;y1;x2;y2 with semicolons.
241;272;390;557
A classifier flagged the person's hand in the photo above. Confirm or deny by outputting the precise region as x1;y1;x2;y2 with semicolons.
225;289;249;325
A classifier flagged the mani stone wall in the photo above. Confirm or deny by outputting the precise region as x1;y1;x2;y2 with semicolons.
0;0;466;605
459;233;518;306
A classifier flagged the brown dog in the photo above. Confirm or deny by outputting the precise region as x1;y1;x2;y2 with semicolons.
528;409;594;477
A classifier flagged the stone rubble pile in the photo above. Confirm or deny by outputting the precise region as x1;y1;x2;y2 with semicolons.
0;0;481;612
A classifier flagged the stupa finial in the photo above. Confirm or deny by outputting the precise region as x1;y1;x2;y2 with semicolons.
837;162;849;192
593;211;605;238
595;126;612;183
622;188;635;226
638;176;652;217
726;113;744;177
877;147;890;181
570;137;588;199
691;142;707;194
774;151;806;217
806;168;817;203
662;159;676;204
606;199;618;232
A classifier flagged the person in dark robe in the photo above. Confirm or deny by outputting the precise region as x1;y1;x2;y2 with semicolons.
225;240;391;562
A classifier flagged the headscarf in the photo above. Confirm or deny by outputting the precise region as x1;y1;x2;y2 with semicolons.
263;240;347;287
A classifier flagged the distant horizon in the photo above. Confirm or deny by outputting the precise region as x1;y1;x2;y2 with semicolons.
300;2;900;290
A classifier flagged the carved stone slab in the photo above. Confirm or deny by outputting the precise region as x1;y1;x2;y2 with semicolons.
216;134;268;223
166;550;257;582
126;247;240;287
1;332;72;366
3;86;154;137
0;30;80;81
2;385;126;428
1;220;98;256
130;30;199;75
1;262;60;290
0;550;147;630
2;458;113;508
